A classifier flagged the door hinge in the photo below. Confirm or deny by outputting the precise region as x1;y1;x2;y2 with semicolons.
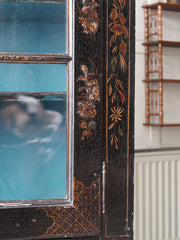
102;161;106;214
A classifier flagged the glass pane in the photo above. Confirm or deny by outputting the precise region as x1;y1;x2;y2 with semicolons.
0;63;66;92
0;94;67;201
0;1;66;53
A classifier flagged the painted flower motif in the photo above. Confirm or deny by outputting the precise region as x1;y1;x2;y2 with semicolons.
93;87;100;97
78;0;100;36
81;6;91;14
90;22;98;33
81;65;88;76
110;24;127;36
86;81;93;87
89;93;95;101
109;106;124;123
80;120;88;129
92;79;98;85
77;101;97;119
77;59;99;140
88;121;96;130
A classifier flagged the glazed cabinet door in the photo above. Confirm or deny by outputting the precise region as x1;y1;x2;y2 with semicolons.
0;0;134;239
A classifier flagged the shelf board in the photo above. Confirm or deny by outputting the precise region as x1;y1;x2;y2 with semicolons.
143;79;180;83
144;123;180;127
142;40;180;47
142;2;180;12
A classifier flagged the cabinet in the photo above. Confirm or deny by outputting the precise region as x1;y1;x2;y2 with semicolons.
142;2;180;126
0;0;135;240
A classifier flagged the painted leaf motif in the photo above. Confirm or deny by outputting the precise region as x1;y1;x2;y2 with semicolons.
112;46;117;53
107;76;112;83
110;135;114;145
109;83;112;96
110;8;117;21
120;92;125;103
116;79;123;90
108;122;114;130
120;13;126;25
77;75;87;81
108;0;127;149
111;56;117;73
114;135;118;149
119;53;127;73
118;126;123;136
120;40;127;56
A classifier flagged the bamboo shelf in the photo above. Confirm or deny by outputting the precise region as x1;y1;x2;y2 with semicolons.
142;2;180;126
142;2;180;12
142;40;180;47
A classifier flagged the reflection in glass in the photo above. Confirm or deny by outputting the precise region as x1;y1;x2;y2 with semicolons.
0;63;66;92
0;95;67;201
0;1;66;53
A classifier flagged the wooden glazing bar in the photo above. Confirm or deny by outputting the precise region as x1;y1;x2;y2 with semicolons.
0;92;66;101
0;53;72;64
145;7;150;124
158;4;163;125
0;0;66;2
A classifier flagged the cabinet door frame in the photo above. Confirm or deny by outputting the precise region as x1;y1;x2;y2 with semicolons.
0;0;135;239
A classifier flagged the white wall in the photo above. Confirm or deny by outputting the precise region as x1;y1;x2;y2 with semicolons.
135;0;180;150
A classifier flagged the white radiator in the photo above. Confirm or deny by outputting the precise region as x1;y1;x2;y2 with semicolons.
134;150;180;240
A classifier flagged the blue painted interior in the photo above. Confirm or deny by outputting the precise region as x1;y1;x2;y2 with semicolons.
0;1;66;53
0;98;67;200
0;63;66;92
0;1;68;201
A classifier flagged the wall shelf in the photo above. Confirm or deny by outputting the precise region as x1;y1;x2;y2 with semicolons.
144;123;180;127
143;79;180;82
142;40;180;47
142;2;180;126
142;2;180;12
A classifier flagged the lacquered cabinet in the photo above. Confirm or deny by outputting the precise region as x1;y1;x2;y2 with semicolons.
0;0;135;239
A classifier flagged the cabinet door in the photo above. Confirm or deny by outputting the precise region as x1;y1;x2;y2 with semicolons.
0;0;135;239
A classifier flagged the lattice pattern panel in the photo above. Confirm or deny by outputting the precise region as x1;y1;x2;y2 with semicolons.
40;177;100;237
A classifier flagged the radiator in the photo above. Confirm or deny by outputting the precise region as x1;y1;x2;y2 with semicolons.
134;150;180;240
